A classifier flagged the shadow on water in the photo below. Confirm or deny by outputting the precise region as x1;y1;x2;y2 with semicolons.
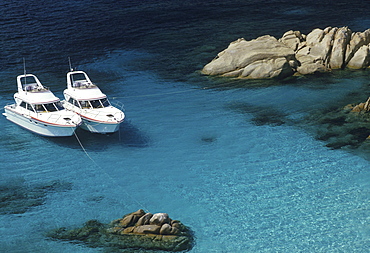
190;74;297;90
188;70;357;92
48;121;150;151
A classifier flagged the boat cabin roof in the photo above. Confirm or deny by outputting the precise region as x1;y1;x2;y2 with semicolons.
67;70;96;89
17;74;48;93
15;74;59;104
65;70;106;100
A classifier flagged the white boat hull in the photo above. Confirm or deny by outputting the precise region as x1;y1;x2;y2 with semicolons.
63;70;125;134
62;101;124;134
80;116;121;134
4;106;78;137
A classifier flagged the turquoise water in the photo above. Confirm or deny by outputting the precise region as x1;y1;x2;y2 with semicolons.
2;51;370;252
1;1;370;252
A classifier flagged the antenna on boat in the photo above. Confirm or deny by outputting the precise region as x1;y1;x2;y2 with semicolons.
68;57;75;86
68;57;73;72
23;57;27;86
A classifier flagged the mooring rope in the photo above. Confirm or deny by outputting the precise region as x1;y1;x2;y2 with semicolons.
73;130;150;213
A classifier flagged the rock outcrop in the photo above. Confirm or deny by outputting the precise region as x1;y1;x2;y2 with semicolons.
303;97;370;149
47;209;194;252
202;27;370;79
351;97;370;112
202;36;296;79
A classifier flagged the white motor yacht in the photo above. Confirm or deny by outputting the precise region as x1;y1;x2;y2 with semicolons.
3;74;82;137
62;70;125;134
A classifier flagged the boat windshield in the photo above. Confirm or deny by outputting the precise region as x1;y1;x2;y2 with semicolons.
54;101;64;110
101;98;111;107
34;102;64;112
79;98;111;109
70;73;87;87
44;103;58;112
34;104;46;112
80;100;90;109
90;99;103;108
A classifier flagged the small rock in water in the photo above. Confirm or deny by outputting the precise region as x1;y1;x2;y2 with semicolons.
47;209;194;252
201;136;217;143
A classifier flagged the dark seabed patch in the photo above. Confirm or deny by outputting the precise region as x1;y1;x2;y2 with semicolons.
303;105;370;149
201;136;217;143
226;102;287;126
0;179;72;215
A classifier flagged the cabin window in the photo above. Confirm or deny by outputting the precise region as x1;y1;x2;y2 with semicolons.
54;101;64;110
26;103;35;112
71;74;86;86
44;103;58;112
80;100;90;109
73;99;81;108
20;102;35;112
101;98;110;107
67;97;80;108
34;104;46;112
90;99;103;108
20;101;27;109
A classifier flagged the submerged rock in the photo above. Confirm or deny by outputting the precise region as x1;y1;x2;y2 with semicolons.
226;102;287;126
202;26;370;79
0;179;72;215
303;97;370;149
47;209;194;252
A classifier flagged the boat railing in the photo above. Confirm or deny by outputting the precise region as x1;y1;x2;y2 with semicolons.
5;103;16;109
84;109;124;122
82;100;124;120
111;100;125;111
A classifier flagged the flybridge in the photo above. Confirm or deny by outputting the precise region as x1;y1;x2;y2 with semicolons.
67;70;97;89
18;74;49;93
62;69;125;134
3;72;82;137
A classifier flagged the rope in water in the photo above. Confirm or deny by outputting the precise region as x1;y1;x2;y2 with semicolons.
73;130;150;213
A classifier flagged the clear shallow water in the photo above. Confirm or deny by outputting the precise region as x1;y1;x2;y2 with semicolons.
1;1;370;252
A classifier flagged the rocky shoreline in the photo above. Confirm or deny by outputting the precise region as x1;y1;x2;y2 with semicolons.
202;27;370;79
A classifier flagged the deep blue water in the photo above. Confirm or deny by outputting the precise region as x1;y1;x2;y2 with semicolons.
1;1;370;252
